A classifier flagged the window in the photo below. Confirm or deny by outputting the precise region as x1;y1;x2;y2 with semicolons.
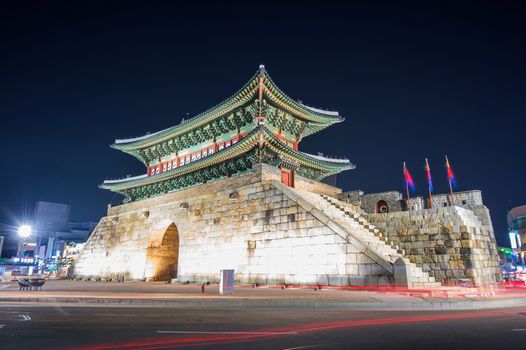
191;155;196;162
202;150;207;157
196;153;201;160
180;158;185;166
462;200;467;205
209;148;214;154
167;163;172;170
172;160;177;168
155;167;160;174
163;164;167;172
226;141;231;148
232;139;237;144
443;202;447;207
219;144;224;151
186;156;190;163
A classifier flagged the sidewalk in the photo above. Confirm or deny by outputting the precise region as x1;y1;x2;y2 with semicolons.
1;280;526;311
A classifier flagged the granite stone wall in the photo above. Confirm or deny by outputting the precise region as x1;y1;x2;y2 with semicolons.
74;163;500;288
360;191;404;214
74;164;394;286
366;207;502;286
431;191;483;209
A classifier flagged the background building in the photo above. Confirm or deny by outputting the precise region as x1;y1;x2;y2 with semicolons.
2;201;97;278
16;201;96;260
508;205;526;269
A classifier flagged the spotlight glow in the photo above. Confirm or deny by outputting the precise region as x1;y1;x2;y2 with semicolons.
18;224;32;238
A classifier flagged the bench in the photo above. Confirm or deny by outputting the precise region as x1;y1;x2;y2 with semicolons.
18;278;46;291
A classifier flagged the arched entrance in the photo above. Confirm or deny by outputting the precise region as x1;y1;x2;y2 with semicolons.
376;200;389;213
146;223;180;281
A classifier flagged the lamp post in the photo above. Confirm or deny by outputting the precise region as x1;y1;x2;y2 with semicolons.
16;224;32;257
17;224;32;255
17;224;35;276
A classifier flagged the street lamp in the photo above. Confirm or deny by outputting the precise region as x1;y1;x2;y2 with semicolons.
18;224;32;238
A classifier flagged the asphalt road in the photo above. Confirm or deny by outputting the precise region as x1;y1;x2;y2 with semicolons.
1;304;525;350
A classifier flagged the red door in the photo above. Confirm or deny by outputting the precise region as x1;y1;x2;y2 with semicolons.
281;169;294;187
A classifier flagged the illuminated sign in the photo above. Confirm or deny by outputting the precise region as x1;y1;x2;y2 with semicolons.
510;231;519;249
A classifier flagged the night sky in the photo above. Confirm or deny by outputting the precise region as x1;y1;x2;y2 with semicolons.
1;1;525;252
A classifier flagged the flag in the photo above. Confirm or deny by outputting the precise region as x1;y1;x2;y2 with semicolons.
425;158;433;193
403;162;415;192
445;156;457;188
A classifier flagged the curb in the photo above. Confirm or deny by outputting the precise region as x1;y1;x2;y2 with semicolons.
2;296;526;311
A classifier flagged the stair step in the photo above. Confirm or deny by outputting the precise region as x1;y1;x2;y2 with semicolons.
411;282;442;288
293;188;442;289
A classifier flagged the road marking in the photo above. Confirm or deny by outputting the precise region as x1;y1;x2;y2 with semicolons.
19;315;31;321
53;306;70;316
512;329;526;331
156;330;298;335
0;324;5;329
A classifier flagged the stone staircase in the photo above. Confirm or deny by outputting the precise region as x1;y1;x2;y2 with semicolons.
288;187;442;289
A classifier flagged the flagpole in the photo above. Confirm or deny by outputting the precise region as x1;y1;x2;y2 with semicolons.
404;161;411;211
426;158;433;208
446;155;455;205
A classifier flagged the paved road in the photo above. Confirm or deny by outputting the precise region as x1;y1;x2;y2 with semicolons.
1;304;525;349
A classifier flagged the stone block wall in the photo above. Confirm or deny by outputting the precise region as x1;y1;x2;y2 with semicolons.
431;191;483;209
337;190;363;206
74;164;393;286
360;191;404;214
339;190;425;213
342;189;486;216
74;163;499;288
366;206;502;286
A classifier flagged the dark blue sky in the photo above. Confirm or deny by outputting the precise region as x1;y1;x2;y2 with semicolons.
1;1;525;248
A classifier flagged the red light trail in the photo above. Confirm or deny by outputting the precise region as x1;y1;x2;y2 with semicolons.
71;308;526;350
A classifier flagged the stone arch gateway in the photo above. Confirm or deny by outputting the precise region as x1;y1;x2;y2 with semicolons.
145;223;180;281
72;66;501;288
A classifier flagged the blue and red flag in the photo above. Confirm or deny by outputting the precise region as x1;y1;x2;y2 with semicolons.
403;162;415;192
445;156;457;188
425;158;433;193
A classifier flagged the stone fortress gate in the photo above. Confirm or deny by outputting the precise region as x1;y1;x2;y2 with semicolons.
74;66;501;288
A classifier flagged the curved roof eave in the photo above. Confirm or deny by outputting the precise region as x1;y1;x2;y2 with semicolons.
101;129;261;191
102;126;353;192
262;71;344;122
111;67;345;154
262;128;354;171
111;71;261;150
